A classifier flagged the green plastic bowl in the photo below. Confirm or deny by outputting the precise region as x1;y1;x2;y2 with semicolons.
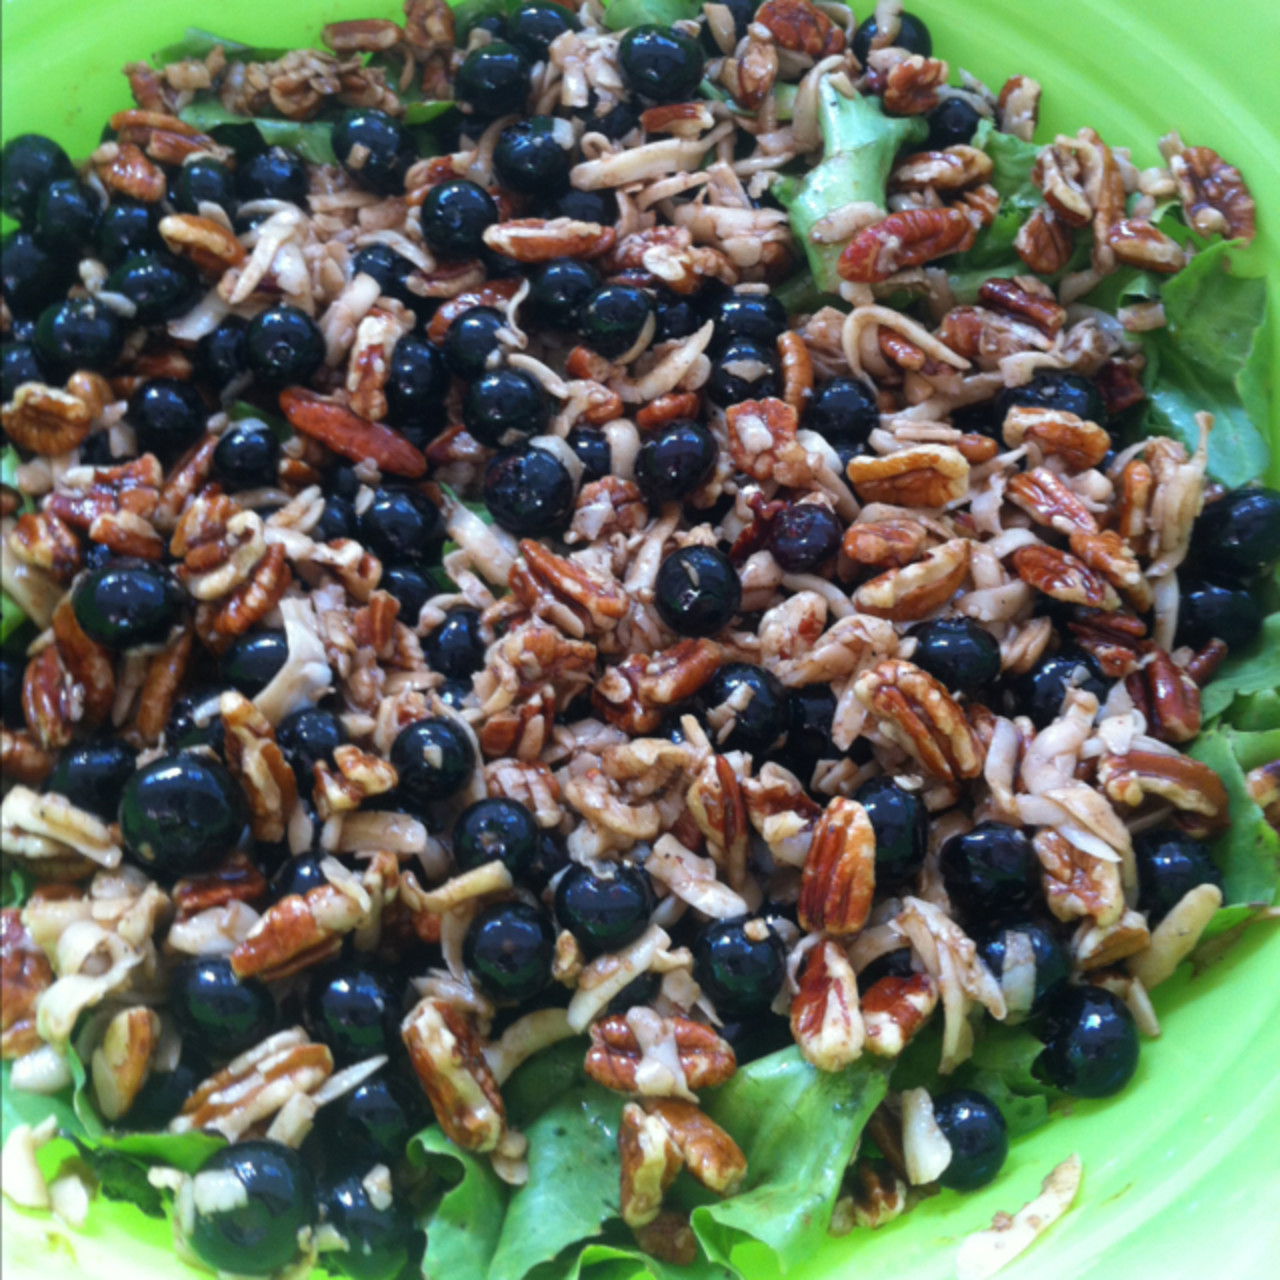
3;1;1279;1277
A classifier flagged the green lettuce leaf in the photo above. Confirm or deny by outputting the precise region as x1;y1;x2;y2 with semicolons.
601;0;703;30
973;121;1040;207
2;864;31;908
404;100;455;126
1231;688;1280;732
178;100;338;165
151;27;289;64
1201;611;1280;721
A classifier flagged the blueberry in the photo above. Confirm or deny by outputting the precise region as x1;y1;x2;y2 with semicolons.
605;971;662;1016
318;1074;425;1166
385;335;449;434
125;1052;209;1130
188;1141;315;1277
654;291;701;342
2;341;47;401
996;372;1105;426
212;420;280;492
333;110;413;195
129;378;209;459
777;684;838;772
858;946;917;990
174;156;237;215
700;663;787;756
420;180;499;261
1013;648;1108;729
94;200;162;265
33;297;124;377
1035;985;1139;1098
525;829;571;892
2;134;74;225
857;776;928;883
975;919;1069;1017
1190;487;1280;580
306;963;398;1065
382;564;434;623
1176;578;1264;651
45;739;138;822
924;97;983;150
237;147;308;205
708;292;787;354
579;284;655;359
494;116;574;196
33;179;100;251
555;862;655;956
315;494;357;543
1133;829;1222;924
391;717;476;809
619;25;705;103
276;707;345;793
653;545;741;637
564;425;611;484
269;853;330;904
352;244;419;309
528;258;600;329
360;487;445;566
121;755;249;877
693;917;785;1018
910;617;1002;693
72;560;183;650
483;444;576;536
455;43;532;119
939;822;1040;923
443;305;504;381
768;503;843;573
805;376;879;447
463;901;555;1001
634;420;718;504
170;957;277;1059
1;656;26;729
463;368;549;447
244;304;325;386
198;317;249;390
453;798;540;876
852;11;932;64
706;336;779;407
425;608;485;680
166;685;230;753
3;229;71;319
220;630;290;696
319;1171;413;1280
547;186;619;225
104;251;199;324
932;1090;1009;1191
507;3;579;61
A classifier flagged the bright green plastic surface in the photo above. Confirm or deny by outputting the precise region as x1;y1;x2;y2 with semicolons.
3;0;1279;1276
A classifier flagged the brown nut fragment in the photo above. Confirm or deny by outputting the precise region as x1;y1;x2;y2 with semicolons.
1170;145;1256;243
52;598;115;728
1107;218;1185;273
997;74;1041;142
687;754;752;890
934;306;1049;369
977;278;1067;336
1247;760;1280;834
891;146;994;192
402;998;506;1152
173;852;269;922
1094;359;1147;418
134;627;193;743
2;908;54;1059
313;745;399;820
593;640;721;734
645;1098;747;1195
854;659;986;783
1006;469;1100;536
1183;639;1228;688
1014;205;1075;274
153;435;216;533
8;512;81;579
1002;405;1111;471
845;444;969;508
96;142;166;202
323;18;404;50
22;645;76;751
619;1102;684;1229
1067;610;1149;679
1116;458;1154;547
483;218;616;263
839;207;976;282
720;34;778;111
425;279;523;344
159;213;246;274
1;729;56;788
777;330;814;415
279;387;426;478
1032;144;1092;227
855;538;970;622
221;692;298;843
1011;544;1121;611
1;382;94;455
585;1014;737;1093
511;539;628;632
636;392;701;431
206;543;292;641
861;972;939;1058
799;798;876;936
755;0;844;56
724;397;818;487
1097;750;1229;835
87;510;166;560
1034;829;1124;928
230;881;364;982
1068;528;1152;612
1125;651;1202;744
92;1006;160;1121
638;103;717;137
1073;909;1151;972
882;56;949;116
842;518;929;569
791;940;864;1071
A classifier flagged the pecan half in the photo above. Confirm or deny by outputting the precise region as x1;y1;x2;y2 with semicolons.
204;542;292;642
173;852;269;922
1068;528;1151;612
1116;458;1154;547
643;1098;747;1196
997;75;1041;142
1097;750;1228;835
687;754;752;889
725;397;818;487
977;278;1067;336
1067;610;1149;679
1006;469;1099;536
619;1102;684;1229
1170;146;1256;243
96;142;166;202
87;509;166;560
134;627;193;743
483;218;616;263
52;598;115;728
594;640;721;735
755;0;843;55
1;383;94;455
586;1013;736;1093
855;538;970;622
91;1006;160;1121
1002;405;1111;471
799;798;876;935
1011;544;1121;610
230;879;366;982
9;512;81;579
842;518;929;569
1107;218;1185;273
891;146;994;192
2;908;53;1059
1014;205;1074;275
861;973;939;1057
791;940;865;1071
838;207;976;283
313;745;399;819
882;56;949;116
845;445;970;507
1033;829;1124;928
279;387;426;477
221;692;298;843
23;646;75;751
158;213;246;274
1032;144;1091;227
1;730;56;788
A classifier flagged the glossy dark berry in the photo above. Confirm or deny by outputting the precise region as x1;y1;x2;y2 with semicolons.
635;420;718;504
524;829;571;893
72;560;182;650
2;230;68;318
174;156;237;215
1;134;74;224
391;717;476;809
508;2;579;60
939;822;1040;923
857;775;929;882
360;487;445;567
1035;985;1139;1098
566;425;611;483
694;917;785;1018
269;853;330;903
453;798;540;876
212;420;280;492
351;243;418;311
306;964;398;1065
166;685;229;753
555;862;655;956
382;564;434;623
996;372;1105;426
425;608;485;680
104;251;200;324
198;317;248;390
654;292;700;343
709;292;787;353
314;494;357;544
483;444;576;536
494;116;574;195
653;545;741;637
276;707;345;793
932;1090;1009;1191
605;971;662;1017
320;1074;425;1166
189;1141;316;1277
580;285;655;359
528;258;599;329
768;503;843;573
320;1172;413;1280
700;663;787;756
455;43;532;119
805;376;879;447
385;335;449;433
443;305;505;380
45;740;138;822
170;957;276;1059
778;684;838;771
464;901;555;1001
976;919;1070;1018
924;96;983;151
220;630;290;696
244;304;324;386
419;180;499;261
1133;829;1223;924
125;1053;209;1130
129;379;209;460
94;200;162;265
858;946;916;990
1176;578;1263;650
0;656;26;729
619;25;706;103
121;755;249;876
33;298;124;377
910;617;1002;693
463;368;549;447
237;147;308;205
33;179;100;251
852;11;932;64
1191;487;1280;580
706;336;780;407
333;110;413;195
2;341;46;401
548;185;619;226
1013;648;1108;729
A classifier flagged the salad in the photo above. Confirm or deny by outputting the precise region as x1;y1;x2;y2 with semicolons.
2;2;1279;1279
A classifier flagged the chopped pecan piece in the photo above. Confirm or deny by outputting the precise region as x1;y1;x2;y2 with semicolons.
977;278;1067;335
9;512;81;580
87;510;166;560
891;146;994;192
1;730;56;788
1107;218;1185;273
882;56;949;116
842;518;929;569
725;397;818;487
839;207;976;282
861;973;939;1058
230;877;367;981
846;445;969;507
594;639;722;735
1068;528;1151;611
91;1006;160;1121
1032;143;1091;227
686;754;752;890
322;18;403;50
2;908;54;1059
95;142;166;202
1006;469;1099;536
619;1102;683;1229
1094;359;1147;418
1116;457;1154;547
1014;205;1074;275
52;598;115;728
279;387;426;478
1247;761;1280;834
1;382;94;455
22;646;75;751
799;798;876;935
777;330;814;415
158;213;246;274
636;392;701;431
997;74;1041;142
1097;750;1228;835
483;218;616;263
1033;829;1124;928
1170;145;1256;243
221;692;298;843
173;852;269;922
510;539;627;632
1011;544;1121;611
1067;610;1149;679
855;538;970;622
1002;405;1111;471
313;745;399;819
134;628;193;743
585;1013;736;1094
791;940;865;1071
720;34;777;111
202;543;292;643
755;0;844;55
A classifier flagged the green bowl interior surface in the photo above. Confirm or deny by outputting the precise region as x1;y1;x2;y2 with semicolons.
3;1;1279;1277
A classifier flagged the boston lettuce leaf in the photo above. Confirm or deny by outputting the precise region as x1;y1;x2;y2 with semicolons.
1201;610;1280;722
